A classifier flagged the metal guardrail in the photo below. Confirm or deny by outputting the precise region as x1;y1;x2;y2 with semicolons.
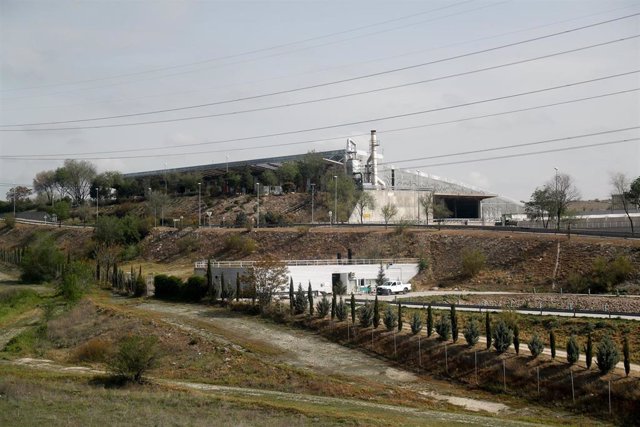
194;257;419;269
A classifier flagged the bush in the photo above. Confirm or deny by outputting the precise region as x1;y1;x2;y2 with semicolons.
358;303;373;327
566;335;580;365
426;304;433;337
585;333;593;369
5;214;15;229
335;297;347;321
513;324;520;355
20;237;65;283
450;304;458;342
461;248;486;278
418;257;428;273
120;244;140;261
596;335;620;374
224;234;257;255
623;335;630;377
383;305;397;331
183;276;208;302
410;311;422;335
463;318;480;347
177;235;199;253
435;314;451;341
550;330;556;359
153;274;183;300
58;261;93;302
316;295;330;318
294;284;308;315
133;272;147;297
72;338;111;363
108;335;159;383
528;335;544;358
492;320;513;354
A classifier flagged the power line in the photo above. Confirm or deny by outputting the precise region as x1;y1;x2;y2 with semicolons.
2;69;637;134
3;87;637;159
3;35;636;128
1;1;490;97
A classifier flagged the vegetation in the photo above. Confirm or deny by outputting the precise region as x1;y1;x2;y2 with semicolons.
316;295;330;318
550;330;556;359
20;236;65;283
307;283;314;316
409;311;422;335
450;304;458;342
461;248;486;278
513;323;520;355
435;313;451;341
397;303;403;331
585;332;593;369
383;305;397;331
528;335;544;358
485;312;491;350
107;335;159;384
596;335;620;375
426;304;433;337
244;256;288;312
358;302;373;327
566;335;580;365
335;297;347;321
623;335;630;377
567;255;633;293
373;294;380;329
380;203;398;228
492;320;513;354
463;318;480;347
58;261;93;302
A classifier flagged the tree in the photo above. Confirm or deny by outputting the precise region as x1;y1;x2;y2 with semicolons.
610;172;636;236
550;172;580;230
381;202;398;228
410;311;422;335
316;295;330;318
383;305;397;331
350;293;356;324
5;186;32;212
628;176;640;209
294;284;308;315
585;332;593;369
108;335;159;384
566;335;579;365
335;297;348;321
513;323;520;355
485;312;491;350
358;302;373;327
623;335;630;377
492;320;513;354
33;170;57;205
550;330;556;359
432;201;452;221
354;191;376;223
308;282;314;316
289;277;295;314
55;159;97;205
20;237;65;283
58;261;93;302
244;256;289;312
596;335;620;374
236;272;241;301
426;304;433;337
397;303;403;331
450;304;458;342
418;192;434;225
373;294;380;328
528;335;544;358
146;191;170;226
463;318;480;347
523;187;554;228
324;170;357;223
461;248;486;278
435;314;451;341
331;293;336;320
375;263;386;289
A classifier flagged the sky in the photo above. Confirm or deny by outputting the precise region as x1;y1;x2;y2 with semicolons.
1;0;639;202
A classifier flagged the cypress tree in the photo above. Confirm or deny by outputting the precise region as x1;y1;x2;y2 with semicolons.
596;335;620;374
513;323;520;355
331;293;336;320
206;259;212;296
236;272;240;301
216;272;224;303
485;312;491;350
96;260;101;282
308;282;314;316
289;277;294;314
623;335;630;377
350;292;356;324
397;303;403;331
373;294;380;328
585;332;593;369
550;330;556;359
112;261;118;288
566;335;579;365
427;304;433;337
450;304;458;342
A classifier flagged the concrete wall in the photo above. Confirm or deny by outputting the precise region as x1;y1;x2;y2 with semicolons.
350;189;428;224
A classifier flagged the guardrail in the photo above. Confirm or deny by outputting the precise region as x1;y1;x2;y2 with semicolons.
194;257;419;269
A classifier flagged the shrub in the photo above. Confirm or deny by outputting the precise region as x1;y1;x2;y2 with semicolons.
153;274;183;300
450;304;458;342
566;335;580;365
418;257;428;273
410;311;422;335
358;303;373;327
435;314;451;341
224;234;257;255
183;275;208;302
120;244;140;261
463;318;480;347
20;237;65;283
383;305;397;331
528;335;544;358
596;335;620;374
108;335;159;383
308;283;314;316
373;295;380;329
397;304;403;331
316;295;330;318
72;338;111;363
177;235;199;253
5;214;15;229
335;297;348;321
550;330;556;359
461;248;486;278
426;304;433;337
585;333;593;369
485;312;491;350
58;261;93;302
294;284;308;315
492;320;513;354
623;335;630;377
513;324;520;355
133;272;147;297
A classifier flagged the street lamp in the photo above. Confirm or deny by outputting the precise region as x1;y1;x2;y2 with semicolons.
554;167;559;231
256;182;260;228
310;183;316;224
197;182;201;228
333;175;338;225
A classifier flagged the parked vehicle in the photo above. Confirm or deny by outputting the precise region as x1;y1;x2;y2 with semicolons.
376;280;411;295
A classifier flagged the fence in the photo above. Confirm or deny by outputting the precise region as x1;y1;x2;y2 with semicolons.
194;257;419;270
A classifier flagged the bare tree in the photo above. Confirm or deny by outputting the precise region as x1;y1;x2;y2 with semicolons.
244;255;289;312
147;191;170;226
354;191;376;223
381;202;398;229
547;173;580;230
418;192;434;225
611;172;635;236
33;170;57;204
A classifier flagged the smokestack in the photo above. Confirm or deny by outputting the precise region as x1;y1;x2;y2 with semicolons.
370;130;378;187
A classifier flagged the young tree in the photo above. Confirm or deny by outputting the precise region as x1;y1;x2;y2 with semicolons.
316;295;330;318
463;318;480;347
373;294;380;328
236;272;241;301
435;314;451;341
335;297;348;321
350;293;356;324
244;256;289;312
381;202;398;228
418;192;434;225
206;259;213;295
523;187;554;229
331;293;336;320
585;332;593;369
358;302;373;327
566;335;580;365
426;304;433;337
550;172;580;230
289;277;295;314
610;172;636;236
308;282;314;316
375;264;386;288
596;335;620;374
450;304;458;343
383;305;397;331
513;324;520;355
528;335;545;358
33;170;57;205
549;330;556;359
410;311;422;335
354;191;376;224
294;284;308;315
108;335;159;384
623;335;630;377
397;303;403;331
492;320;513;354
485;312;492;350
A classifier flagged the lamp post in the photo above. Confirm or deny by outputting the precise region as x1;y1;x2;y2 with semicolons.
256;182;260;228
197;182;201;228
95;187;99;221
333;175;338;225
310;183;315;224
554;167;559;231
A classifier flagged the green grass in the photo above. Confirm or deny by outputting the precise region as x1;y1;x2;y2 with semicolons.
0;289;42;324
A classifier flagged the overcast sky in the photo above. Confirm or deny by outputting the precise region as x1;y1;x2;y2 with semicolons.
1;0;639;202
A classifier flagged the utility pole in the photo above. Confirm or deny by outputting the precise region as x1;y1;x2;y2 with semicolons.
256;182;260;228
333;175;338;225
310;183;315;224
197;182;201;228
